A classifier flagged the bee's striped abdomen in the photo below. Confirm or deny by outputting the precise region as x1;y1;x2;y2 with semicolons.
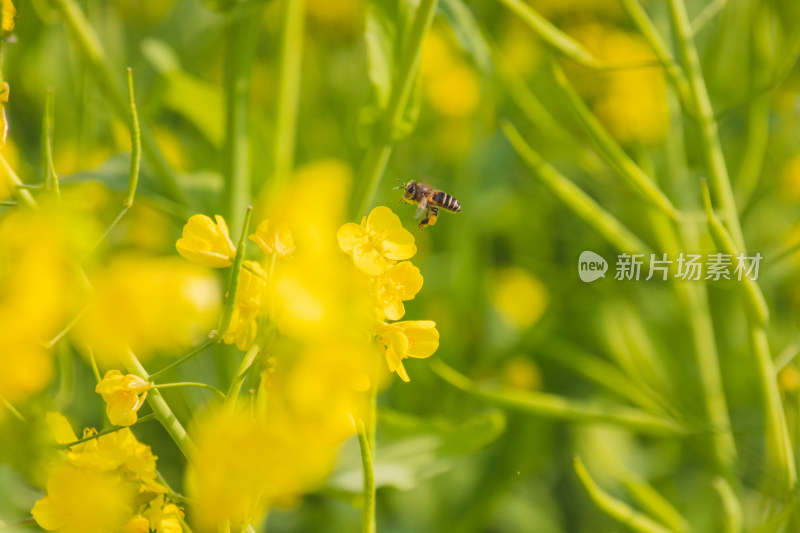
432;191;461;213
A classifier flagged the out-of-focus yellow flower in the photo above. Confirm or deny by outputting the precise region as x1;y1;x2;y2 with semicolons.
375;261;423;320
498;16;543;78
2;0;16;32
502;355;542;390
780;365;800;394
421;26;481;119
0;209;90;402
337;206;416;275
306;0;363;36
569;24;668;144
491;267;548;329
95;370;151;427
74;256;220;365
34;413;177;532
375;320;439;382
125;515;151;533
249;219;295;257
143;495;184;533
32;464;137;533
779;154;800;202
176;214;237;268
221;261;266;351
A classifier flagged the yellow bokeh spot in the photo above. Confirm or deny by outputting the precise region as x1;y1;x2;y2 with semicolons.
502;355;542;390
780;365;800;394
421;26;481;119
491;267;548;330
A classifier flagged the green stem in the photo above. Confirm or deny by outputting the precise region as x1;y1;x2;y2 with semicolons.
149;339;215;381
271;0;305;193
224;3;261;232
431;360;685;436
47;0;185;204
46;307;87;348
350;0;438;218
217;206;253;338
668;0;744;249
41;88;59;198
225;342;261;406
712;477;742;533
88;348;102;384
357;419;376;533
502;121;650;253
551;63;679;221
153;382;226;400
122;349;197;460
60;413;156;449
125;67;141;208
0;395;25;422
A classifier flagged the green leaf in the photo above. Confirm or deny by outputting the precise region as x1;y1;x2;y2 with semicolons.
328;409;506;493
141;39;225;148
438;0;492;73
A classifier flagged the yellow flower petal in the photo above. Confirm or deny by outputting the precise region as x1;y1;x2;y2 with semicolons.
366;206;403;233
336;222;367;254
46;412;78;445
31;497;65;531
176;214;236;268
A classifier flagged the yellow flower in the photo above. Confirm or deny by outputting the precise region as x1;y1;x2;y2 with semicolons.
249;219;296;257
176;214;237;268
125;515;151;533
375;320;439;382
74;255;220;364
375;261;423;320
2;0;15;32
95;370;151;427
337;206;416;275
143;495;184;533
221;261;266;350
32;464;137;533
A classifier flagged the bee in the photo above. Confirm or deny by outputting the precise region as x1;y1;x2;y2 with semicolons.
394;179;461;229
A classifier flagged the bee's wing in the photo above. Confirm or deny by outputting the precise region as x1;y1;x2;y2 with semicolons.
414;197;428;219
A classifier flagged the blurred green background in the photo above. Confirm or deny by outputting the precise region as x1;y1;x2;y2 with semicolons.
4;0;800;531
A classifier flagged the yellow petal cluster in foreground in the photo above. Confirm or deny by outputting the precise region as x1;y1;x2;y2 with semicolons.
176;214;236;268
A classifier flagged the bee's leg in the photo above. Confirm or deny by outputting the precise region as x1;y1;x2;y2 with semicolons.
418;206;438;229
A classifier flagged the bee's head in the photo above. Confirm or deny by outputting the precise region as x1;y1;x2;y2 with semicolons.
393;179;416;199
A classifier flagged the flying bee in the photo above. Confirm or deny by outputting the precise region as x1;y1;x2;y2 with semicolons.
394;179;461;229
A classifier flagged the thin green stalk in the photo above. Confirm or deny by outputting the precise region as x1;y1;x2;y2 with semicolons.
351;0;438;218
47;0;185;204
618;0;693;115
550;63;680;221
430;360;684;436
573;456;673;533
86;205;130;257
357;420;376;533
668;0;744;250
88;348;102;384
122;349;197;460
751;327;797;490
498;0;601;68
224;3;261;232
0;152;36;208
0;395;25;422
217;206;253;338
538;341;665;414
46;307;87;348
41;88;59;198
691;0;728;35
149;339;215;381
125;67;140;207
502;121;650;253
60;413;156;449
270;0;305;193
712;477;742;533
700;181;768;325
226;342;261;406
153;382;226;400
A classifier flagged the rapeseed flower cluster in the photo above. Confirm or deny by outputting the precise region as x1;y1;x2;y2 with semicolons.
32;413;183;533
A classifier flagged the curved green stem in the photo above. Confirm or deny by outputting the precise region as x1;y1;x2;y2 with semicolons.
152;382;226;400
225;342;261;406
357;419;376;533
148;339;214;381
122;349;197;460
60;413;156;449
41;88;59;198
217;206;253;338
